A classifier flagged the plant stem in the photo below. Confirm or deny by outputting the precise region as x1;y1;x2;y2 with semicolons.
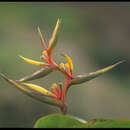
60;103;67;115
63;78;70;101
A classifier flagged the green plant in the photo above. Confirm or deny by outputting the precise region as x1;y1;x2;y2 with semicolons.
0;18;127;128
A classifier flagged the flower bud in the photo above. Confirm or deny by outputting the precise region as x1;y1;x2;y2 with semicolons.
59;63;65;71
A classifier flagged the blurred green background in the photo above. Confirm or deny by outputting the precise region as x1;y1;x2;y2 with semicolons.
0;2;130;128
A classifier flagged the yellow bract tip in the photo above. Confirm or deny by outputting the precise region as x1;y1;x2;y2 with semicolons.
42;50;48;57
48;18;61;53
22;83;53;96
37;26;45;43
51;83;58;89
59;63;65;70
65;63;70;71
19;55;47;66
62;54;73;72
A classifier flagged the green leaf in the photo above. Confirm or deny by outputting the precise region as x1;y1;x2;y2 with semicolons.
85;119;130;128
34;114;130;128
18;67;53;82
70;60;125;86
34;114;87;128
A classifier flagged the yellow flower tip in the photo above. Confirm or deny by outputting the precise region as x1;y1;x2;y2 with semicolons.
22;83;53;96
65;63;70;71
19;55;47;66
61;53;73;72
50;83;57;93
48;17;61;54
57;18;61;25
19;55;24;59
54;18;61;33
59;63;65;70
41;50;48;62
37;26;42;38
51;83;58;90
37;25;47;49
42;50;48;57
37;26;42;35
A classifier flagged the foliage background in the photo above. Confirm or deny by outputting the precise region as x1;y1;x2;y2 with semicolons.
0;2;130;127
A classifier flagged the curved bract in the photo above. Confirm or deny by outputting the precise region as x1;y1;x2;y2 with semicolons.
0;73;63;107
69;60;125;86
18;67;53;82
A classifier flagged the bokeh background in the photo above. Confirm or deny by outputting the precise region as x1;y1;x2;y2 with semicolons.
0;2;130;128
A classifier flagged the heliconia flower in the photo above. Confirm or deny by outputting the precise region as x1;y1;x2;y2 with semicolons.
19;55;49;67
51;83;59;97
51;83;63;100
0;18;125;115
58;53;74;80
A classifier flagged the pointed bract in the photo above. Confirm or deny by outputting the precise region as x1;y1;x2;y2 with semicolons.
22;82;55;97
48;18;61;54
37;26;47;49
0;73;63;107
18;68;53;82
69;60;125;86
19;55;48;66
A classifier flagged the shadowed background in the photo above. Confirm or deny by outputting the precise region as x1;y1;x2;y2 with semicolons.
0;2;130;127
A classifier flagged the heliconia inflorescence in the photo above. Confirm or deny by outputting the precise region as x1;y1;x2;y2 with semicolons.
0;18;125;114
